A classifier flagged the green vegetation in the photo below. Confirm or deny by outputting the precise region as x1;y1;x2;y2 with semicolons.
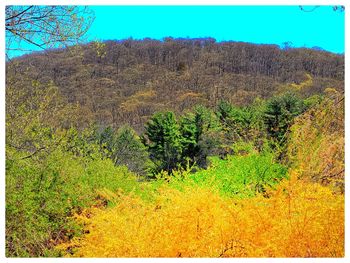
7;78;339;257
154;144;288;199
113;125;151;175
6;146;143;257
189;146;287;198
143;111;183;174
264;92;306;144
5;22;344;256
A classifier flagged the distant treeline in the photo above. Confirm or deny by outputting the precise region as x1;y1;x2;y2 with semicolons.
8;38;344;132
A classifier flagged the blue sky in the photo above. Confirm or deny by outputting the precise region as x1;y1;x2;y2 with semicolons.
7;5;345;57
86;5;344;53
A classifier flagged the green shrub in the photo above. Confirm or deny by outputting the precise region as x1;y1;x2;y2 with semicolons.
6;147;142;257
156;143;288;198
217;100;251;139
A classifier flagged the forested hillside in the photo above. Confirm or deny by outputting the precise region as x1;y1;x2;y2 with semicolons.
6;37;345;257
7;38;344;132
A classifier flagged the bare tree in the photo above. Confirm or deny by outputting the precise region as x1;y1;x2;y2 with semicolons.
5;5;94;56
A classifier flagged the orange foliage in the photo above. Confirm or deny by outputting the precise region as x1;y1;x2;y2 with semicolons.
58;175;344;258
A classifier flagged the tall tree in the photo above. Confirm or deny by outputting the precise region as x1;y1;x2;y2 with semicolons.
264;92;306;144
143;111;183;173
180;106;222;168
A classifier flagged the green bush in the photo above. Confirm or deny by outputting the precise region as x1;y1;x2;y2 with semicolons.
156;143;288;198
6;147;142;257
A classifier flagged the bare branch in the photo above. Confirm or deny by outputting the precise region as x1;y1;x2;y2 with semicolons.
5;5;33;21
5;6;95;55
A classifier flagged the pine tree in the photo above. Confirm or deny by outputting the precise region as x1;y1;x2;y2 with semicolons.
264;92;306;144
143;111;183;173
217;100;251;141
180;106;222;168
113;125;150;176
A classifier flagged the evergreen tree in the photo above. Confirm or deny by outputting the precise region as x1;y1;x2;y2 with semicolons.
180;106;222;168
143;111;183;173
264;92;306;144
113;125;150;176
217;100;251;141
95;126;116;158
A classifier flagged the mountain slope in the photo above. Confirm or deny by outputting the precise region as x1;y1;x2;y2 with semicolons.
7;38;344;132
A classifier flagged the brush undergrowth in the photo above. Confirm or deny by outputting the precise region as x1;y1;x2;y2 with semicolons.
58;173;344;257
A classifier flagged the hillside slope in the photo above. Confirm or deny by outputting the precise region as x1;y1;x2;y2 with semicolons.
7;38;344;132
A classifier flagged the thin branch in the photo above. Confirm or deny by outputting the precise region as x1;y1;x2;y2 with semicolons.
7;28;46;49
5;6;34;21
299;6;320;12
20;146;46;160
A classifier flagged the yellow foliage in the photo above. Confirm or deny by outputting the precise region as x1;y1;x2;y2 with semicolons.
280;73;313;93
132;89;157;100
93;41;107;59
324;87;338;96
120;89;156;112
58;178;344;257
288;95;344;192
98;78;116;87
177;92;204;102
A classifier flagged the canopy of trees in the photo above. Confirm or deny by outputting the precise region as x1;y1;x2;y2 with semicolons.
7;38;344;133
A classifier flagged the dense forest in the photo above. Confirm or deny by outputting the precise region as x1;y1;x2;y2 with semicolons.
7;38;344;132
5;7;345;258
